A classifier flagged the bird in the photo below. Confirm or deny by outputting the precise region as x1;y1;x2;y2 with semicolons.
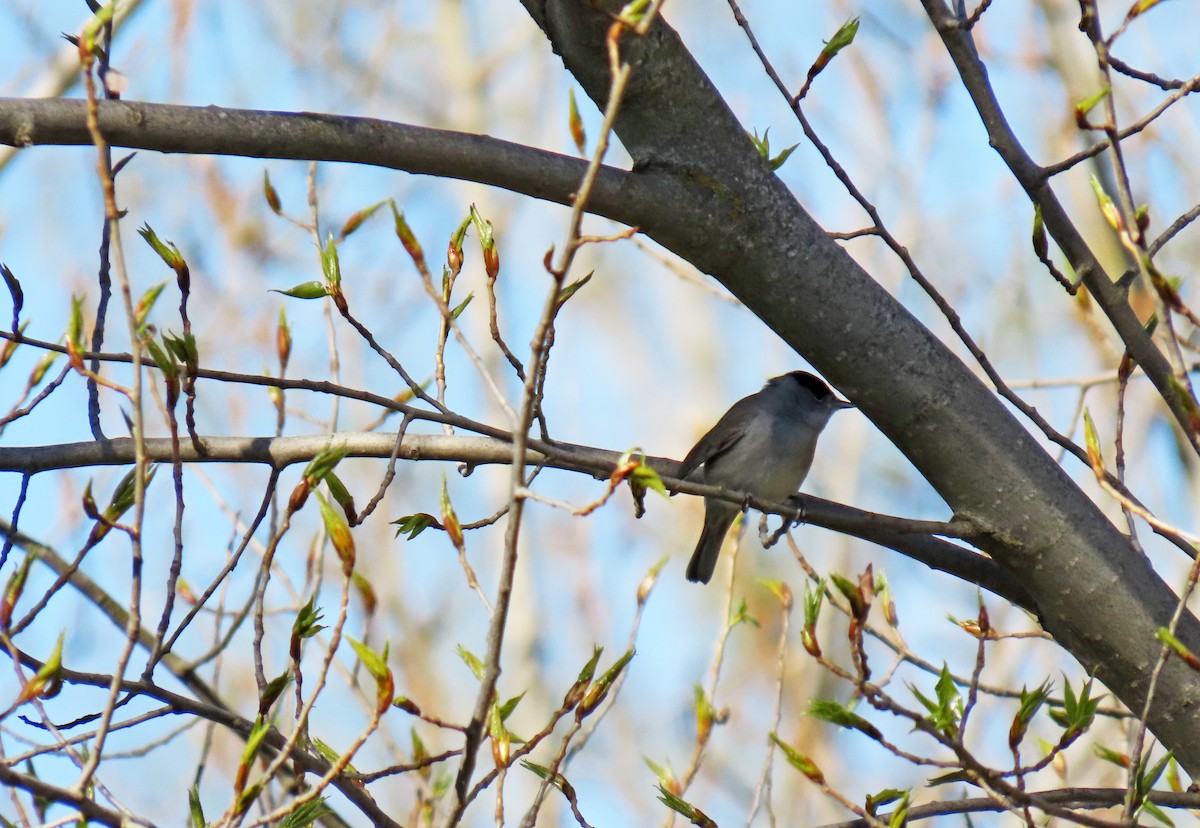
676;371;853;583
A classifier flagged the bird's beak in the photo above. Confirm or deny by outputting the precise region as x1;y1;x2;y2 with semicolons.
833;398;855;410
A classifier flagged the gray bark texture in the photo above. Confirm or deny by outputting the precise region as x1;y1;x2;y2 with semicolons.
521;0;1200;769
0;0;1196;774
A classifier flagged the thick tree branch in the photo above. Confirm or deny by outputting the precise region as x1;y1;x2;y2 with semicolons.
0;96;646;219
0;432;1030;609
1;4;1198;771
521;0;1200;770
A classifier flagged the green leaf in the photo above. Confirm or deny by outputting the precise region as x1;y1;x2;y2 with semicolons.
162;330;198;364
320;233;341;287
909;664;961;738
521;759;552;782
808;699;882;739
391;202;427;269
105;464;156;521
557;271;593;306
580;648;635;715
325;472;356;523
1075;85;1112;117
138;224;185;270
1156;628;1200;670
240;715;271;768
271;281;330;300
1139;799;1175;827
1032;204;1048;259
804;579;824;627
145;338;179;380
457;644;485;680
188;785;206;828
643;756;673;783
655;784;714;827
630;463;667;497
449;292;474;320
316;491;355;574
1009;680;1052;749
346;636;389;683
234;781;265;817
310;738;359;775
887;791;910;828
293;596;326;640
730;598;760;628
303;445;347;487
748;127;771;160
391;512;440;540
469;204;493;250
770;733;824;783
280;797;334;828
821;17;860;61
1093;744;1129;768
259;669;292;715
865;788;908;814
134;280;168;331
498;691;525;721
769;142;799;171
68;294;85;353
576;645;603;686
1058;675;1101;737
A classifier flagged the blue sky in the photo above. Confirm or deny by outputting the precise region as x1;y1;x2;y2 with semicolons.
1;1;1199;825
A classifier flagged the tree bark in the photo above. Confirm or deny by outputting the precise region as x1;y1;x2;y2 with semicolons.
522;0;1200;769
0;0;1195;772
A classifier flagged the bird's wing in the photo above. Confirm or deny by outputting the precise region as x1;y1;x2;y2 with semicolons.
675;398;757;481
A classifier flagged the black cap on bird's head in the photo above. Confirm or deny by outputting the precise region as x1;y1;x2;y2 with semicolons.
772;371;855;409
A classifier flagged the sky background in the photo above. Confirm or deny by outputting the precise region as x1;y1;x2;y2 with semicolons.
1;0;1199;825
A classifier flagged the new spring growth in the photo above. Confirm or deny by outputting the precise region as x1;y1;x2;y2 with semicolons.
564;647;603;710
797;17;859;101
656;785;717;828
770;733;825;784
134;280;167;332
1;263;24;324
0;554;34;630
66;293;85;370
1073;86;1111;130
802;579;824;657
469;204;499;281
338;200;385;242
276;307;291;371
15;631;65;704
447;216;470;278
87;465;157;545
263;170;282;214
391;203;426;272
1009;680;1052;750
290;595;325;663
316;491;355;576
347;637;393;713
288;445;347;514
138;224;190;295
579;648;634;718
568;88;586;155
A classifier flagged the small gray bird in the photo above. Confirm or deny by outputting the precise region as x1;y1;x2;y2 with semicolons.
677;371;853;584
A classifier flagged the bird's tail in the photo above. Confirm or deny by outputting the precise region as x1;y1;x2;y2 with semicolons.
686;502;738;584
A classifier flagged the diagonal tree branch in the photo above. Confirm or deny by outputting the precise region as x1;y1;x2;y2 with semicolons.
1;1;1198;772
520;0;1200;771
